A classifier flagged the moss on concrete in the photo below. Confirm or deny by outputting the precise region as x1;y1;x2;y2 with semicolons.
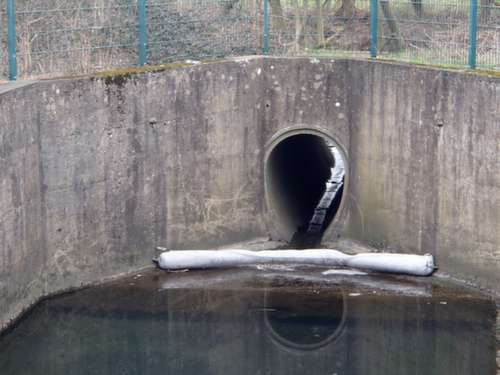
40;58;228;82
94;58;227;77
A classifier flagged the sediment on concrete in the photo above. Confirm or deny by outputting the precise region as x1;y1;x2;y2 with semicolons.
2;56;500;330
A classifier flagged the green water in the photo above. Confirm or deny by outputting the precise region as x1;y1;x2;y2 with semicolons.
0;269;497;375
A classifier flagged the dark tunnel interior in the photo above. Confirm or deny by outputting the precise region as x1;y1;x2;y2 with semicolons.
265;134;344;247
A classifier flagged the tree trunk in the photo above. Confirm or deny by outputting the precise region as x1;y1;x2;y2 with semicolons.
269;0;288;35
293;0;302;52
379;0;405;52
315;0;326;48
339;0;356;17
411;0;423;17
223;0;238;15
303;0;312;48
377;14;386;53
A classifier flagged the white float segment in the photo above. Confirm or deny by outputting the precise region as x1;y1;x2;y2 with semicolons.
157;249;436;276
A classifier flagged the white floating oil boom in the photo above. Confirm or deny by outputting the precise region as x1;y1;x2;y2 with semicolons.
155;249;436;276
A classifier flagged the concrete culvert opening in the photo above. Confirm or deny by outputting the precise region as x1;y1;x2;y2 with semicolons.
264;130;347;248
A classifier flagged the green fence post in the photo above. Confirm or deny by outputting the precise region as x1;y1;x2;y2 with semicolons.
370;0;378;58
469;0;478;69
138;0;147;66
7;0;17;80
264;0;269;54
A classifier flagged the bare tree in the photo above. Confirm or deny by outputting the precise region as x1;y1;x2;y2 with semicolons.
315;0;326;47
270;0;289;34
379;0;405;52
339;0;356;17
411;0;423;17
293;0;303;51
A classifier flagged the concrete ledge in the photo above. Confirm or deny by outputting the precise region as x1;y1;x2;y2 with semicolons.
0;80;38;94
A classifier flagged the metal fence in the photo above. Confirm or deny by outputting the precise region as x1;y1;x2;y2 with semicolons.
1;0;500;80
268;0;500;70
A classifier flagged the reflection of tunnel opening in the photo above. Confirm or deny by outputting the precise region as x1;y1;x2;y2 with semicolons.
265;134;345;248
264;290;347;354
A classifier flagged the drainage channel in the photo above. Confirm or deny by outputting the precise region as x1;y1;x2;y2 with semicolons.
306;142;345;235
264;131;346;248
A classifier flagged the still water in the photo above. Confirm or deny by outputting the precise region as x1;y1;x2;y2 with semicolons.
0;268;498;375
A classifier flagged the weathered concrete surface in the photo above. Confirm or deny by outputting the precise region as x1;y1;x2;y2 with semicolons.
0;59;273;330
346;61;500;288
2;56;500;330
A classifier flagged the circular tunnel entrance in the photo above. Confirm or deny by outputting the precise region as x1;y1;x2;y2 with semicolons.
264;127;347;247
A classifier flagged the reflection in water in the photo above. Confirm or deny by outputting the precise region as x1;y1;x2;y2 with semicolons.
264;290;347;354
0;271;498;375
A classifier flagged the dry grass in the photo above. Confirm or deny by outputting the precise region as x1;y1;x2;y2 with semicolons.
2;0;263;79
2;0;500;79
268;0;500;68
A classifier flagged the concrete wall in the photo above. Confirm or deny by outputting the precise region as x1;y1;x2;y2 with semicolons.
0;59;271;329
2;56;500;329
347;61;500;287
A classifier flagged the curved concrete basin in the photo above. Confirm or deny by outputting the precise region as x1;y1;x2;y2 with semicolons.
3;56;500;331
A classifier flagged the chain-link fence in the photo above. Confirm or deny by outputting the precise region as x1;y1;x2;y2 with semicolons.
1;0;500;80
0;4;9;78
374;0;500;69
0;0;264;80
15;0;139;78
477;1;500;69
267;0;372;54
267;0;500;70
145;0;263;62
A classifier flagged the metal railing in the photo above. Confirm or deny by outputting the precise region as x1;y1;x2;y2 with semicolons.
1;0;500;80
